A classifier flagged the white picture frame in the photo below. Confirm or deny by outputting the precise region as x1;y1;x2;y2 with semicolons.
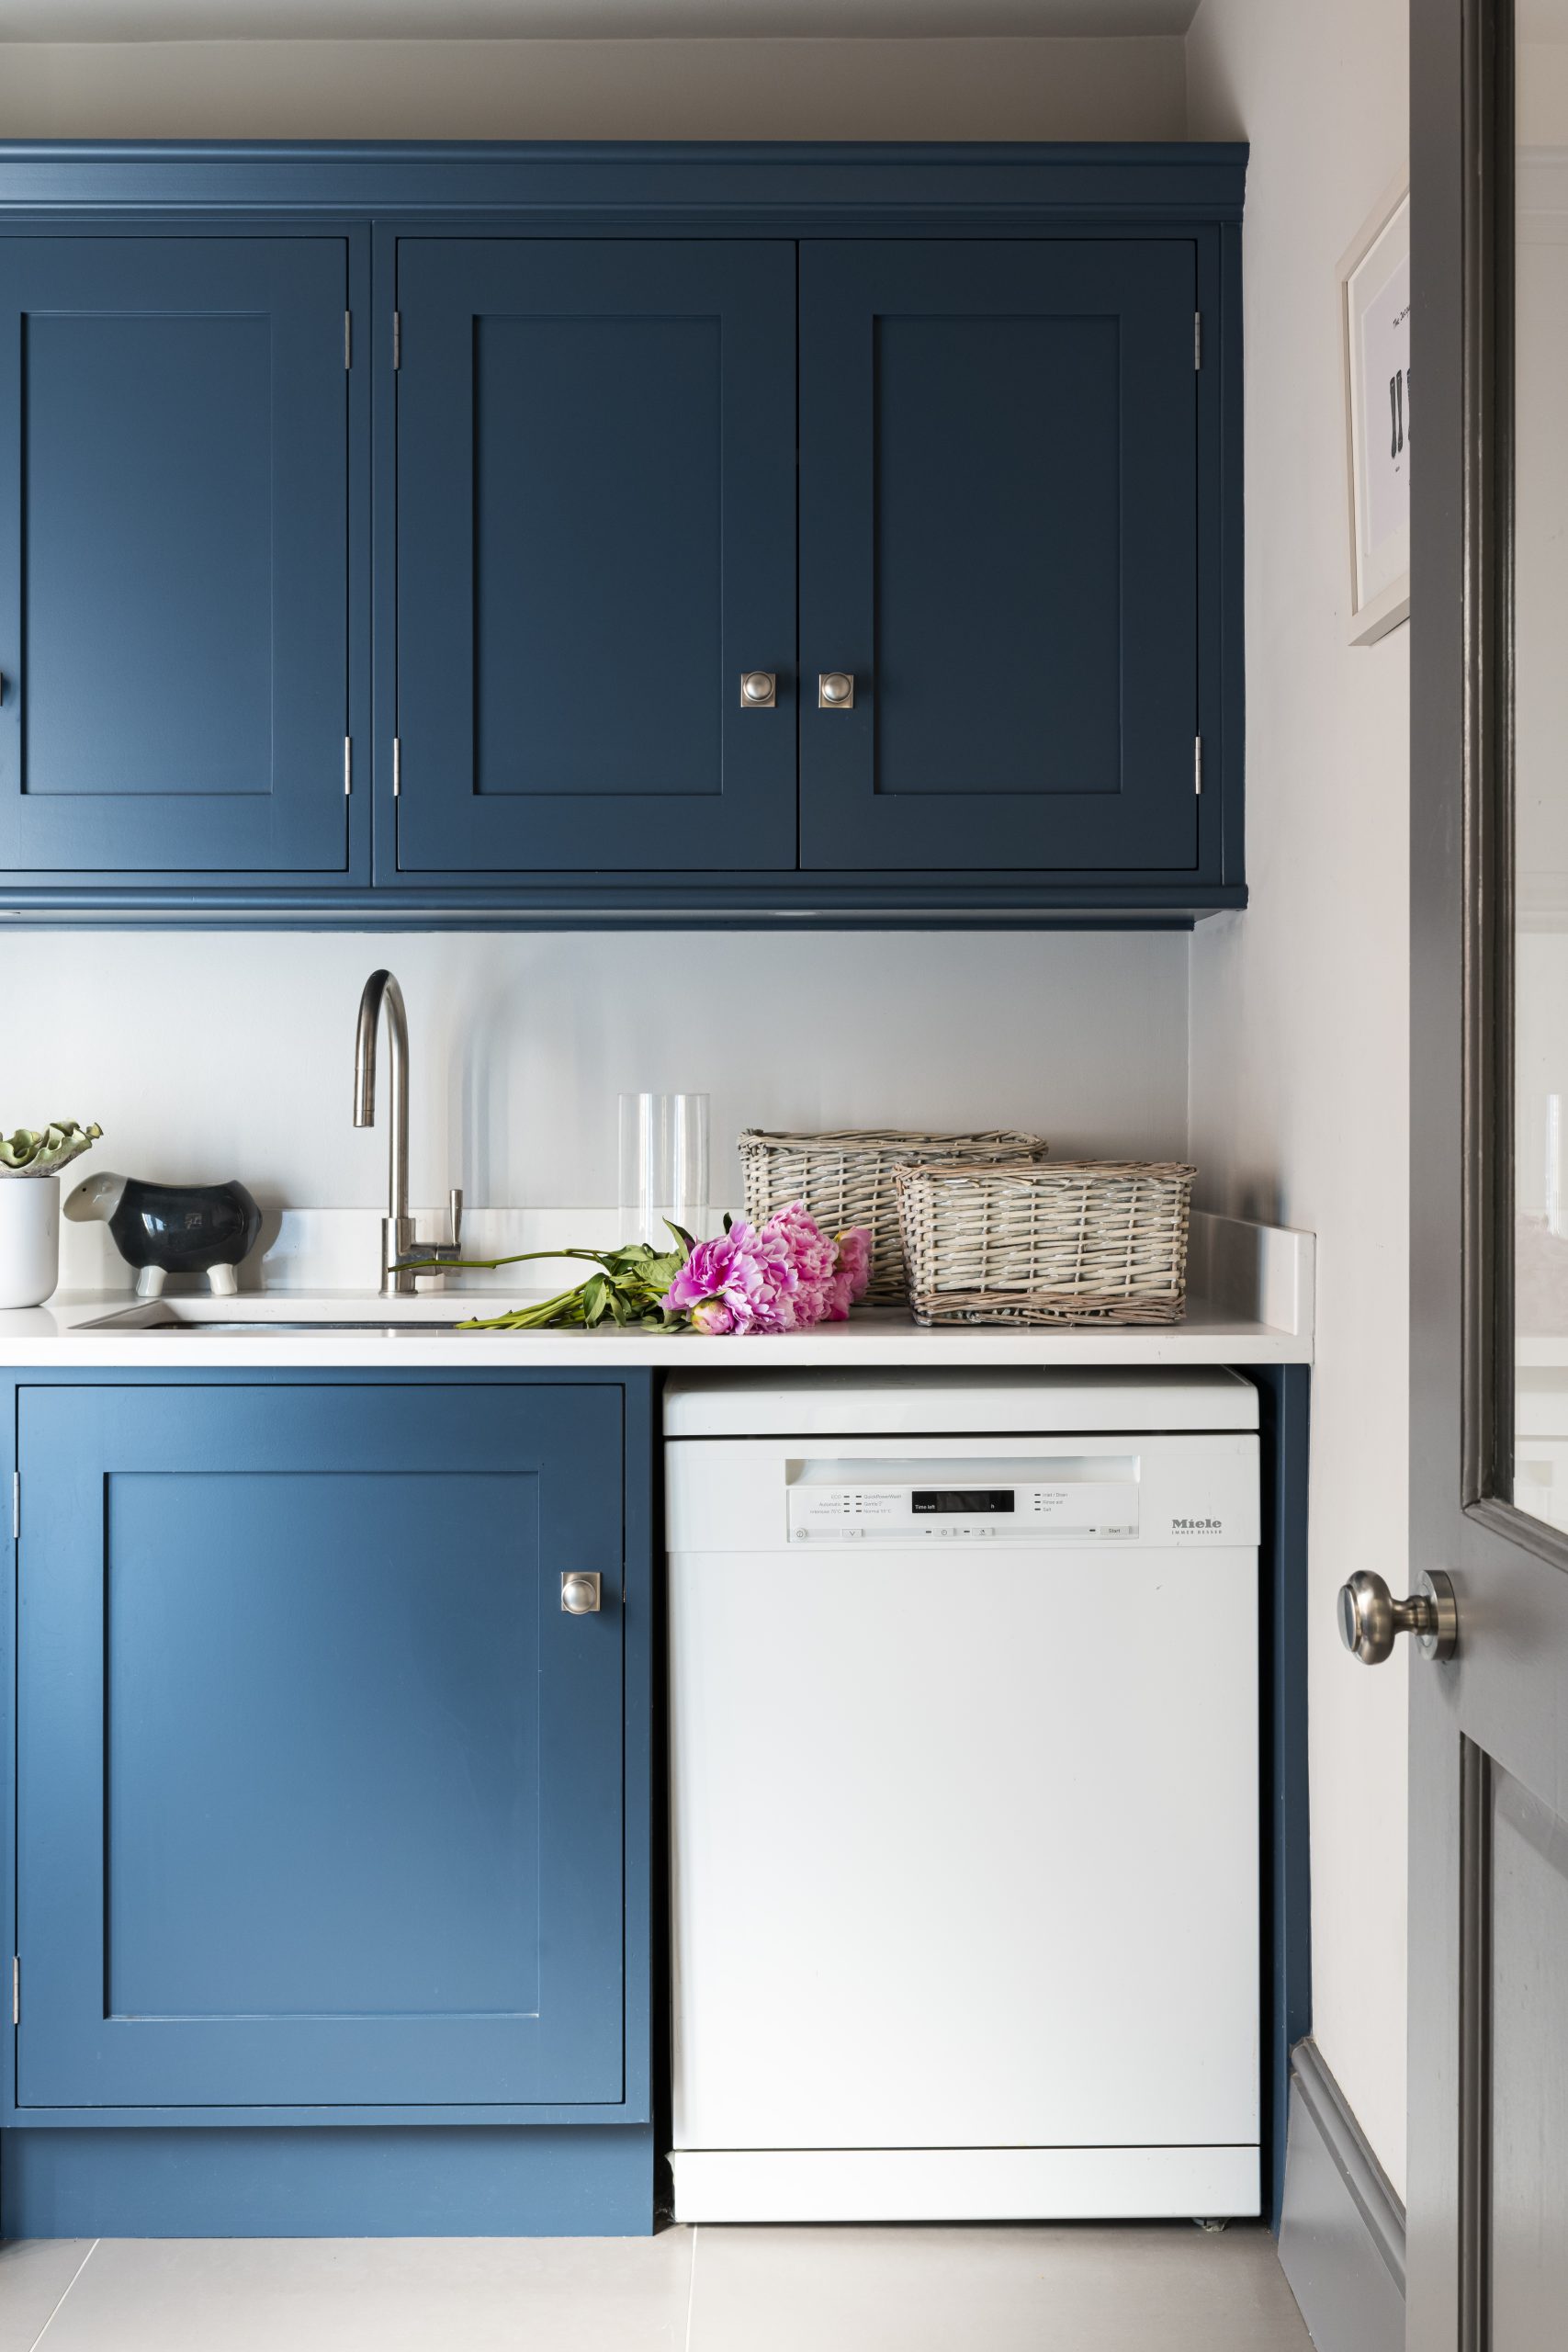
1339;175;1411;645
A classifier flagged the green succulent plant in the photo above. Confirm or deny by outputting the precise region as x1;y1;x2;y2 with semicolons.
0;1120;103;1178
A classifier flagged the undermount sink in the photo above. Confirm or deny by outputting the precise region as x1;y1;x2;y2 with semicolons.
75;1301;496;1336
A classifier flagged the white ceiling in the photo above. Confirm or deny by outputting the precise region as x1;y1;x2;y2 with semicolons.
0;0;1203;40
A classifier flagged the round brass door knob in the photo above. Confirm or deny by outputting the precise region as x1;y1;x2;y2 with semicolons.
1337;1568;1457;1664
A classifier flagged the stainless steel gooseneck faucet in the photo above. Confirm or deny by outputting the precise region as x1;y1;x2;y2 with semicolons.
353;968;464;1296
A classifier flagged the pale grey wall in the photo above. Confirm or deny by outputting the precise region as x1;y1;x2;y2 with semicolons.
0;35;1186;139
1185;0;1410;2192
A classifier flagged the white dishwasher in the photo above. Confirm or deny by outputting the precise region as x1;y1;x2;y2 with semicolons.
664;1367;1261;2225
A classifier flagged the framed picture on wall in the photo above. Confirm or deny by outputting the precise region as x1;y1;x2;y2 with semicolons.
1339;176;1411;644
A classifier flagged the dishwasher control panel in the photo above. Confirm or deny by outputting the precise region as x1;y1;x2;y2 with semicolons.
786;1457;1140;1542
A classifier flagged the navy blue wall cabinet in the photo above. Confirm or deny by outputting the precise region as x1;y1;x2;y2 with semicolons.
396;239;796;876
800;238;1200;873
0;233;371;890
0;142;1245;922
0;1369;655;2235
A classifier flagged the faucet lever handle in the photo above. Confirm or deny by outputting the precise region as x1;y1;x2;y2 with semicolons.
448;1188;464;1250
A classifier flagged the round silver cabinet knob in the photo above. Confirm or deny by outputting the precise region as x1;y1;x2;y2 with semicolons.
818;671;855;709
560;1572;604;1616
740;671;777;707
1337;1567;1457;1665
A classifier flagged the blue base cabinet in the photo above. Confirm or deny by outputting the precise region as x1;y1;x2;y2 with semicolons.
0;1371;654;2236
0;140;1246;923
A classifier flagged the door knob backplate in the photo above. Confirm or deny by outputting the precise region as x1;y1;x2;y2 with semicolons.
1337;1567;1457;1665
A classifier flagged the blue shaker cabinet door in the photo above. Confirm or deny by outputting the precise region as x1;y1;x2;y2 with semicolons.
17;1383;626;2111
799;240;1199;874
393;239;796;876
0;238;350;876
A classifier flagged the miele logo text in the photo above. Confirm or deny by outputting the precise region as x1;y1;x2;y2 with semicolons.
1171;1516;1222;1532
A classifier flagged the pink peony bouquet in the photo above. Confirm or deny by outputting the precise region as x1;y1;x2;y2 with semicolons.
401;1200;873;1337
665;1204;873;1335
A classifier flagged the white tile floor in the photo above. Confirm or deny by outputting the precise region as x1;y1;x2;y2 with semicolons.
1;2223;1314;2351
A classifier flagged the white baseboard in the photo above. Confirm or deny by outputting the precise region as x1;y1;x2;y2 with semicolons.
670;2145;1261;2224
1278;2041;1404;2352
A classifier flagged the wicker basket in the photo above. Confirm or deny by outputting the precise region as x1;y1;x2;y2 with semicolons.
895;1159;1196;1327
739;1128;1049;1306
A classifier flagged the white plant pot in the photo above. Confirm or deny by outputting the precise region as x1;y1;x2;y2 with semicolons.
0;1177;60;1308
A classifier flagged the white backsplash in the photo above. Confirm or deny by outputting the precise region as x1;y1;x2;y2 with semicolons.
11;926;1190;1283
59;1204;665;1294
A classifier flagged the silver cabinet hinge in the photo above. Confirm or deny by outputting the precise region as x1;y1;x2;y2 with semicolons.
392;738;401;798
11;1956;17;2026
344;738;352;797
392;311;401;370
1194;737;1203;796
11;1471;17;1542
1194;311;1202;370
344;310;352;371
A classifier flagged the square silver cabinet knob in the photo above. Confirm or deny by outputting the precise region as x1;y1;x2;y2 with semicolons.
560;1572;603;1615
818;672;854;709
739;672;777;708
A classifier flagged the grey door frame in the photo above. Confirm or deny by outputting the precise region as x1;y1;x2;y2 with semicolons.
1411;0;1568;2344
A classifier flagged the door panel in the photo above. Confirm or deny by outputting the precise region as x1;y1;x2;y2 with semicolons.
671;1541;1258;2151
1512;161;1568;1517
394;239;796;875
0;239;350;875
17;1383;625;2110
1408;2;1568;2344
799;240;1199;873
1485;1761;1568;2349
473;312;721;802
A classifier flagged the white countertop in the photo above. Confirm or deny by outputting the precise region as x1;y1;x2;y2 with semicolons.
0;1293;1309;1368
0;1213;1314;1368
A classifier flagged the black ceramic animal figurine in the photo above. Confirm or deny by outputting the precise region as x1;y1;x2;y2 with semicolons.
65;1172;263;1298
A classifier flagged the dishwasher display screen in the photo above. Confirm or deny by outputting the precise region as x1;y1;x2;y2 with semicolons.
911;1489;1015;1514
785;1458;1141;1542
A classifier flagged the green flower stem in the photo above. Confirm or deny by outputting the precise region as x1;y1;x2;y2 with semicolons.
390;1246;624;1276
457;1283;598;1333
390;1234;690;1335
